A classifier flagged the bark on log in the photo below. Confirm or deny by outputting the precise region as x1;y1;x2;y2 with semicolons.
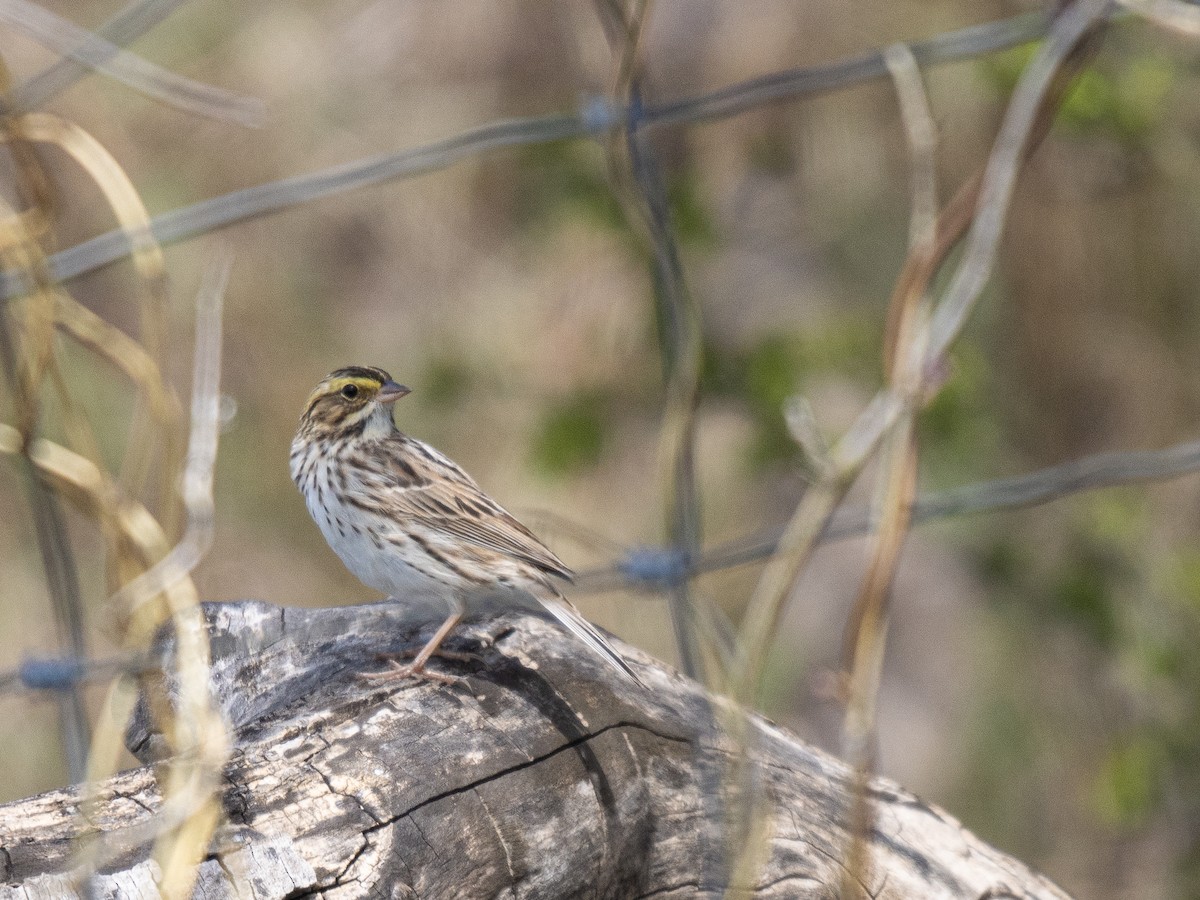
0;599;1072;899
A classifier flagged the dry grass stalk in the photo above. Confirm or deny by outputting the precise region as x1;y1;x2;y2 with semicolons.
720;1;1112;895
836;42;936;896
0;31;232;897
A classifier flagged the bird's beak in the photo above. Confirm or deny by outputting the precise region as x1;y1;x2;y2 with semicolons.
377;381;411;404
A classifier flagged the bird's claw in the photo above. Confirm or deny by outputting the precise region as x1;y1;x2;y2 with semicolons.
360;657;460;686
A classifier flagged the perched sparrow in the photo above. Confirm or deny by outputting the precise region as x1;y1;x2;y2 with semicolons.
290;365;639;684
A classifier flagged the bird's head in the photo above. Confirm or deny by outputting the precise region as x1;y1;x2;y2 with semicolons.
297;365;411;439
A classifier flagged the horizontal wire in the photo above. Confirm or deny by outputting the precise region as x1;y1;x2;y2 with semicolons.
574;437;1200;592
646;10;1049;127
0;652;157;694
7;439;1196;695
0;11;1051;299
0;0;263;125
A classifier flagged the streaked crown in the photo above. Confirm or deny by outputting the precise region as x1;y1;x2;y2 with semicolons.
297;365;406;438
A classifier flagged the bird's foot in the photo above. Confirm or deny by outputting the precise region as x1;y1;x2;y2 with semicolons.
360;656;460;686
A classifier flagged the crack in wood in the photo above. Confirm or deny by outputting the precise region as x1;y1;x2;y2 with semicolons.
364;719;684;836
324;834;372;891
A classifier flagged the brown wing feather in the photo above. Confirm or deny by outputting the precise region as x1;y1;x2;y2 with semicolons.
427;510;574;582
367;437;574;582
349;432;641;682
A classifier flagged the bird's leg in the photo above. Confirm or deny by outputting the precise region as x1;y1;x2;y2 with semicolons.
406;610;465;671
362;610;465;685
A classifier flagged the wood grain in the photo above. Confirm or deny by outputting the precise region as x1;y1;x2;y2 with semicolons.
0;599;1073;899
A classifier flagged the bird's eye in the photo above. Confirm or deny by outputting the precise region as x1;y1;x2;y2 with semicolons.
340;384;360;400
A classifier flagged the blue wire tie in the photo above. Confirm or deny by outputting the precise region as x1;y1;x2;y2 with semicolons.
618;547;690;587
627;88;645;133
581;95;620;135
19;656;87;691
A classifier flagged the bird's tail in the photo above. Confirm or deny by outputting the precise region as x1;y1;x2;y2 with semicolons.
539;595;643;686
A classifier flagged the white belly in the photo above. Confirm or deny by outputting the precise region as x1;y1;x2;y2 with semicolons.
293;450;455;602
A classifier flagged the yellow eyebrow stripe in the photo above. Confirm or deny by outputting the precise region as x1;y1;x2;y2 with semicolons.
327;376;380;394
302;375;381;414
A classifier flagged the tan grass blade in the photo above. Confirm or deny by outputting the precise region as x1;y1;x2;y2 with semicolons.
2;113;184;524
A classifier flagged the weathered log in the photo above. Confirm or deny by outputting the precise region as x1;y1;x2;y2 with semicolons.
0;599;1071;898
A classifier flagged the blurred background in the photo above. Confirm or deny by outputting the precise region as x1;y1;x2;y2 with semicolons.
2;0;1200;896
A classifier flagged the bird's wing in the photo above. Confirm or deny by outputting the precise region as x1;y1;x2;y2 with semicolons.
392;476;647;683
415;489;574;582
360;436;644;684
363;437;574;582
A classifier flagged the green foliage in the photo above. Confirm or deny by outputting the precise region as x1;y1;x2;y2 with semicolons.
1133;552;1200;891
982;46;1175;144
960;491;1200;888
702;320;879;469
739;334;814;467
1091;732;1164;827
1085;492;1145;544
418;356;472;408
1062;57;1173;141
514;142;626;234
972;533;1027;589
971;498;1136;647
1037;499;1139;647
919;344;1001;484
665;167;716;248
742;333;803;408
702;333;800;468
701;324;994;474
1039;496;1143;646
1165;548;1200;612
746;131;795;176
514;141;716;252
953;680;1045;858
1049;552;1118;647
530;390;609;476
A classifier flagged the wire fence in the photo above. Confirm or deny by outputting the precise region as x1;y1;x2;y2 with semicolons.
0;9;1051;299
9;426;1200;681
2;0;1199;895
